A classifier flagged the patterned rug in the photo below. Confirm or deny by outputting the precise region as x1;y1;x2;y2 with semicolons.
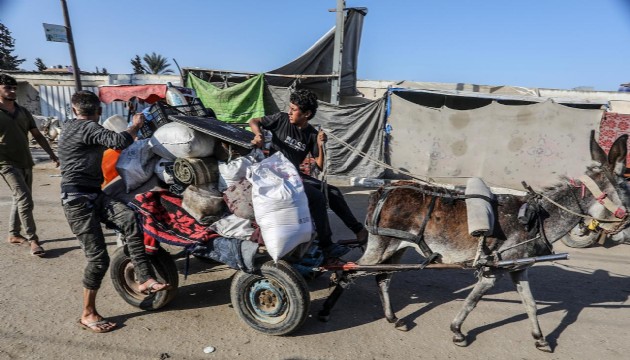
130;190;221;253
599;112;630;166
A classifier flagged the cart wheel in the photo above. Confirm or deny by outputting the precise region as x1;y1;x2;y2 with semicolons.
110;246;179;310
230;260;310;336
560;230;599;248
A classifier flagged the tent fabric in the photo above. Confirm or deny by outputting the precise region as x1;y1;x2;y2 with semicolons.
390;87;607;110
309;97;387;178
608;101;630;115
599;112;630;165
187;73;265;123
387;93;604;190
267;8;366;97
264;85;291;115
98;84;167;104
397;81;540;97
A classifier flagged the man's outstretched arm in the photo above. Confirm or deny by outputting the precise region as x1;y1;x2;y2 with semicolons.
29;128;59;167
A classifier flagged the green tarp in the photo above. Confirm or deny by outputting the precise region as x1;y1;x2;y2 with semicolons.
187;73;265;123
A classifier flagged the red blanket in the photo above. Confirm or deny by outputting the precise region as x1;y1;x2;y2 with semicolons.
130;191;221;253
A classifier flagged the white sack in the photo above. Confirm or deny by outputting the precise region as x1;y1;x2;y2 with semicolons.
154;158;175;184
218;149;266;192
102;114;128;133
116;139;157;193
219;157;253;192
247;152;312;262
149;122;215;160
210;214;256;240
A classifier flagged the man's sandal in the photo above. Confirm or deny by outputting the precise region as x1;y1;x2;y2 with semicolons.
78;319;117;333
139;280;171;295
30;245;45;257
7;235;26;245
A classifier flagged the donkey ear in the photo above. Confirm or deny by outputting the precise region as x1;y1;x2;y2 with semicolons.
608;134;628;177
590;129;608;166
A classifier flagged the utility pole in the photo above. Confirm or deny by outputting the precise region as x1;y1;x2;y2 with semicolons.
60;0;82;91
330;0;345;105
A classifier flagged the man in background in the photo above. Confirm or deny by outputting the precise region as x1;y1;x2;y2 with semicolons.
0;73;59;257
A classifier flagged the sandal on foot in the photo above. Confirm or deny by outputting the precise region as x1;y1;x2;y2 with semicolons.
7;235;26;245
30;245;45;257
139;280;171;295
78;319;117;333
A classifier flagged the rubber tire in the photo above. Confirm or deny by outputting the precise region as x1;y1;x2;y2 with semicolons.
110;246;179;310
230;260;310;336
560;231;599;248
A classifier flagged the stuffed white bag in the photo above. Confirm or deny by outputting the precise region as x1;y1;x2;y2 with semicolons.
218;157;253;192
247;152;312;262
116;139;157;192
102;114;128;133
218;149;265;192
149;122;215;160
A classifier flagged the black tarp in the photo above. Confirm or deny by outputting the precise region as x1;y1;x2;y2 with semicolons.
266;8;367;97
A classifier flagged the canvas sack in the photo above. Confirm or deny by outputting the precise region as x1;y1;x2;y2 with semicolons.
247;152;312;262
149;122;215;160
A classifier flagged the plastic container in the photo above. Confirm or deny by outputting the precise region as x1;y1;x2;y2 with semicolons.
165;84;189;106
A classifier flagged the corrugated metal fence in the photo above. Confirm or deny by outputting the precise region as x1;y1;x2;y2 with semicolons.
38;85;136;123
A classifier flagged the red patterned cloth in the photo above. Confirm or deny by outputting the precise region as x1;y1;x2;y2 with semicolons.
599;112;630;165
98;84;167;104
130;191;221;253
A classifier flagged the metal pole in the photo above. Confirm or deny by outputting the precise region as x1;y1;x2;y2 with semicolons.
330;0;345;105
60;0;82;91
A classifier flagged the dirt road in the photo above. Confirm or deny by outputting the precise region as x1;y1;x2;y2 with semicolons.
1;152;629;360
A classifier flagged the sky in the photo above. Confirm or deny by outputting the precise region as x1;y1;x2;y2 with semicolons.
1;0;630;91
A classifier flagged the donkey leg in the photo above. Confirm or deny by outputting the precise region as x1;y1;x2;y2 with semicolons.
375;250;408;331
451;269;500;347
318;281;345;322
510;269;552;353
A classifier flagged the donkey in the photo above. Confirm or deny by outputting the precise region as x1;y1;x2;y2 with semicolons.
321;131;630;352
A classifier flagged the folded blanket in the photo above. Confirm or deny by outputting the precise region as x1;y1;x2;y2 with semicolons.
173;157;219;185
465;178;495;236
130;190;221;252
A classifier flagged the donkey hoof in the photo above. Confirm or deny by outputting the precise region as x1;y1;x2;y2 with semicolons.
394;319;408;331
535;340;552;353
452;335;468;347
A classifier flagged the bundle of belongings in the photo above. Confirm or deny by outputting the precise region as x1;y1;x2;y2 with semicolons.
102;117;314;272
